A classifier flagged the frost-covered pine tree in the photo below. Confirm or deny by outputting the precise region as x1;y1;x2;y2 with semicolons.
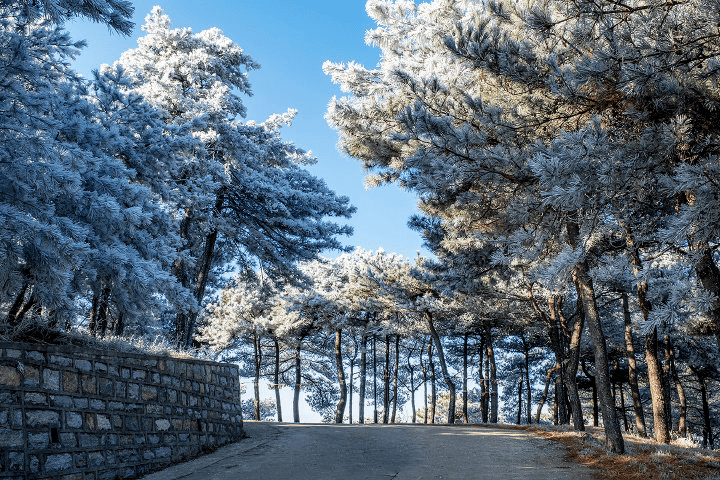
113;8;355;347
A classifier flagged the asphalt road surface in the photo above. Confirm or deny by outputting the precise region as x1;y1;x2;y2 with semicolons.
141;421;598;480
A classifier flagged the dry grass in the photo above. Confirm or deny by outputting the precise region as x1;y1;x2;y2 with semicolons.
526;425;720;480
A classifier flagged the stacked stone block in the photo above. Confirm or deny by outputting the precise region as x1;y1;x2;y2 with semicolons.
0;341;243;480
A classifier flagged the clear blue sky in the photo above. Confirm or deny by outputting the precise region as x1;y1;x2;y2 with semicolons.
68;0;428;261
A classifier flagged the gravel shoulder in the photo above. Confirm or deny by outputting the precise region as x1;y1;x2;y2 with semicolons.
140;421;598;480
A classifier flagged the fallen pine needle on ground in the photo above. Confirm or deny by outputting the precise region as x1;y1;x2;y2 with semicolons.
523;425;720;480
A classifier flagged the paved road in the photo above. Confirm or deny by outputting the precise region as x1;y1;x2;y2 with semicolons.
141;422;597;480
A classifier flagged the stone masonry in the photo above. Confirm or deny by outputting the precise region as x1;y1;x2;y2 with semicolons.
0;341;244;480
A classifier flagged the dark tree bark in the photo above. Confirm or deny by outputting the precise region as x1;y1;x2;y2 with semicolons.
666;335;687;438
293;342;302;423
624;225;670;444
253;333;262;421
426;311;456;424
694;244;720;351
573;256;625;453
373;335;378;424
622;292;647;437
485;324;497;424
693;367;714;449
95;285;111;338
517;377;524;424
563;304;585;430
479;334;488;423
359;334;367;424
409;349;416;423
273;337;282;422
428;340;436;424
334;329;347;424
462;333;469;424
535;364;558;424
87;289;99;335
5;283;30;327
383;335;390;424
522;335;532;424
391;335;400;423
420;337;428;424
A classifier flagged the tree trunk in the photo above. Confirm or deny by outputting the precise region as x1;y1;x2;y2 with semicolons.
420;337;428;424
662;334;674;433
523;335;532;424
409;357;416;424
624;225;670;444
334;329;347;424
426;311;456;424
462;333;469;424
535;364;558;424
695;370;714;449
622;292;647;437
359;334;367;424
428;340;436;424
479;334;488;423
95;285;111;338
666;335;687;438
517;377;524;424
88;289;99;335
349;356;354;424
383;335;390;424
573;257;625;454
391;335;399;423
485;324;497;424
373;335;378;424
293;342;302;423
274;337;282;422
253;333;262;421
645;327;670;443
563;307;585;430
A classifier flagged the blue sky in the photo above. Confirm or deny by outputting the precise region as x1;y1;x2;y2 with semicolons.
68;0;428;261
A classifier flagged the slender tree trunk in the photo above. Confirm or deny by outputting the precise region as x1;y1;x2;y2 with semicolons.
184;193;224;348
409;360;416;423
391;335;399;423
373;335;378;424
420;338;428;424
462;333;469;424
349;357;354;424
546;298;568;425
426;311;456;424
253;333;262;421
428;340;436;424
646;327;670;443
479;335;488;423
88;290;99;335
573;256;625;453
274;337;282;422
95;285;111;338
624;225;670;444
523;335;532;424
517;377;524;424
563;310;584;430
5;283;31;328
293;343;302;423
334;329;347;424
383;335;390;424
359;334;367;424
485;324;497;424
622;292;647;437
614;360;629;432
695;370;714;449
536;370;549;425
666;335;687;438
662;334;674;433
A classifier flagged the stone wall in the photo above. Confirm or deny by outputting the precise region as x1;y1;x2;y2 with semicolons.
0;341;243;480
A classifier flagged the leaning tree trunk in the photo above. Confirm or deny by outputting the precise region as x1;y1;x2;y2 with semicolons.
293;342;302;423
273;337;283;422
535;364;558;424
359;334;367;424
622;293;646;437
426;311;456;424
573;258;625;454
334;328;347;424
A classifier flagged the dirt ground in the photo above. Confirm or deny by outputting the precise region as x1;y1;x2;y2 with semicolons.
140;421;598;480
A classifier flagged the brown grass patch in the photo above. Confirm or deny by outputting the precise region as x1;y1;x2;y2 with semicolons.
525;425;720;479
